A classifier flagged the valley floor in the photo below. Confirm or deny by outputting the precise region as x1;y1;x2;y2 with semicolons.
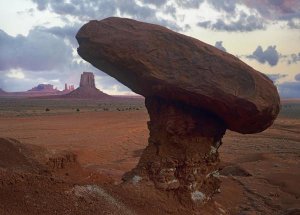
0;100;299;214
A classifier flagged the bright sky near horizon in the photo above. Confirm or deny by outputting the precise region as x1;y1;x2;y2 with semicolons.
0;0;299;97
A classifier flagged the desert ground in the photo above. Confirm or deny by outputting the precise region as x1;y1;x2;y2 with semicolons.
0;97;299;215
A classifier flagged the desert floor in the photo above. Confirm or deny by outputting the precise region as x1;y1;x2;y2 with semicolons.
0;98;299;215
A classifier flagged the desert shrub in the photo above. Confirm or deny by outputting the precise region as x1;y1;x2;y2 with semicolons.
45;108;50;112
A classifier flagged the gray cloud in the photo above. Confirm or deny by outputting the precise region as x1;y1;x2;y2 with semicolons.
31;0;183;31
207;0;238;13
245;0;300;19
0;28;73;71
118;0;156;20
203;0;300;30
32;0;116;20
32;0;49;10
175;0;204;9
247;45;279;66
287;20;300;29
288;52;300;64
140;0;168;7
197;12;265;32
214;41;227;52
34;24;81;46
164;4;177;19
244;0;300;29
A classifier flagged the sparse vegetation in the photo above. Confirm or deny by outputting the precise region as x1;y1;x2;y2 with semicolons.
0;97;145;117
279;103;300;118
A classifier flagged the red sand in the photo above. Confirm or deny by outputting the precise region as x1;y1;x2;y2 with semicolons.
0;111;299;214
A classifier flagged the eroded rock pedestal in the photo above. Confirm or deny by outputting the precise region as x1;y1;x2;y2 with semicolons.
76;17;280;205
124;97;226;203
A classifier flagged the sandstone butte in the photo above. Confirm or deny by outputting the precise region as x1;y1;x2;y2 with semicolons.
65;71;110;99
76;17;280;205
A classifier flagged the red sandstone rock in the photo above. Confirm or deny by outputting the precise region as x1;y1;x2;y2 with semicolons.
76;17;280;204
80;72;96;88
76;17;280;134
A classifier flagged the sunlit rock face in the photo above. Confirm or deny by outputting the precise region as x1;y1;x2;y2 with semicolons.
76;17;280;203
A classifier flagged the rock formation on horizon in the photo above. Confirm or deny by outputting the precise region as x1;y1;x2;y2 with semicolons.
65;72;110;99
76;17;280;205
28;84;59;92
63;83;75;93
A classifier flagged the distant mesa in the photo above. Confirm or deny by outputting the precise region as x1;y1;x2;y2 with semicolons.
64;72;110;99
0;72;109;99
0;88;7;95
28;84;59;93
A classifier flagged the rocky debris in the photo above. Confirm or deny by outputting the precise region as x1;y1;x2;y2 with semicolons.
28;84;59;92
65;72;111;99
72;185;134;215
76;17;280;204
47;152;77;170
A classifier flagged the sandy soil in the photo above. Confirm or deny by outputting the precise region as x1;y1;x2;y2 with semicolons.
0;108;299;214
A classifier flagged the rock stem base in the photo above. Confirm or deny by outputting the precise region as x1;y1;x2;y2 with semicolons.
124;96;226;203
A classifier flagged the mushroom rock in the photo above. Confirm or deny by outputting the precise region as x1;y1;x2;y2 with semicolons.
76;17;280;203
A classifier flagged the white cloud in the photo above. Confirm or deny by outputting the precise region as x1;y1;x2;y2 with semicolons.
6;69;25;79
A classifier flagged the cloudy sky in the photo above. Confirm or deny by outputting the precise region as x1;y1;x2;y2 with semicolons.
0;0;299;97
